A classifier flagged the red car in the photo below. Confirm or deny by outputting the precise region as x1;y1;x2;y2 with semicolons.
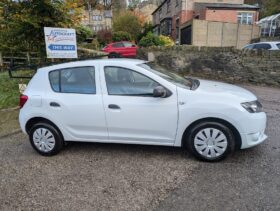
102;41;137;58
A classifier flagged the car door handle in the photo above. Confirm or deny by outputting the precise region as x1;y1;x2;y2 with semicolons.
50;102;60;107
108;104;120;109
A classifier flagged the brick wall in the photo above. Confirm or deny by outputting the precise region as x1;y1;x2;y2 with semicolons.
204;9;258;24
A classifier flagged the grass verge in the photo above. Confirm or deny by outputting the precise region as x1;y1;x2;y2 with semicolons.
0;71;30;109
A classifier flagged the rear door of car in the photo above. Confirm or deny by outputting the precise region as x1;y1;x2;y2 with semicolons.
46;64;108;141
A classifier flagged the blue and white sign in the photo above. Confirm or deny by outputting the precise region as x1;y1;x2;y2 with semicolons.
44;27;78;58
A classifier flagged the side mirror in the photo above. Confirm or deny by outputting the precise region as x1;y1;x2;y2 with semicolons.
153;86;167;98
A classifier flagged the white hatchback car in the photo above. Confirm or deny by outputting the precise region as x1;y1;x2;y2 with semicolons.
243;42;280;50
19;59;267;161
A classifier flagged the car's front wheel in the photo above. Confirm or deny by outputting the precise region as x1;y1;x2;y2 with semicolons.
185;121;235;162
29;122;64;156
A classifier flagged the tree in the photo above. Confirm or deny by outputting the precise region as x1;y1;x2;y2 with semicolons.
245;0;280;18
113;11;142;40
128;0;141;10
262;0;280;17
0;0;83;54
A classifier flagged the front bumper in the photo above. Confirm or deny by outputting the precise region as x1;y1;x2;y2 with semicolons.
240;112;267;149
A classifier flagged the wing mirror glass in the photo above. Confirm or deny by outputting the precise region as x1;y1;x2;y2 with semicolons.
153;86;167;98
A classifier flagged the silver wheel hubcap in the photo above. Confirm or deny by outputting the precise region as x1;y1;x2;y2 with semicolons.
194;128;228;158
33;128;55;152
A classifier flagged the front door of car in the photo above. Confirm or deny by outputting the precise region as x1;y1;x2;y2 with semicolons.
100;65;178;145
112;42;125;56
47;65;108;141
122;42;137;57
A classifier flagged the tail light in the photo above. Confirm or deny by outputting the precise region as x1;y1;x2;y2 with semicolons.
19;95;28;109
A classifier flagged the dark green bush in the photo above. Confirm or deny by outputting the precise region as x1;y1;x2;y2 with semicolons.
138;32;160;47
112;31;132;42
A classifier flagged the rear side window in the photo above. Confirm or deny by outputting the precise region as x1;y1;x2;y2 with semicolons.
49;67;96;94
276;43;280;49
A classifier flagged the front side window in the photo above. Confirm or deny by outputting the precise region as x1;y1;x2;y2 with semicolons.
138;63;192;89
49;67;96;94
238;13;254;25
276;43;280;49
123;42;133;47
112;42;124;48
104;66;159;96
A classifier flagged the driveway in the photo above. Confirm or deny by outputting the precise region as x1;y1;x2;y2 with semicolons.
0;85;279;210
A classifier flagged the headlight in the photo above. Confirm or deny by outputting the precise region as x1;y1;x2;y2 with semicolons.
241;100;263;113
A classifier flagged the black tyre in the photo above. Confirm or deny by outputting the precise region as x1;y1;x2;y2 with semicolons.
28;122;64;156
185;121;235;162
108;53;121;58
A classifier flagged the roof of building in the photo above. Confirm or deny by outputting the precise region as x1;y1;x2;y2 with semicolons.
195;3;260;10
152;1;259;15
258;13;280;23
152;0;168;15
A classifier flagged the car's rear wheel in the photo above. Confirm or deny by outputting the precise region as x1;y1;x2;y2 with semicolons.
108;53;121;58
185;121;235;162
29;122;64;156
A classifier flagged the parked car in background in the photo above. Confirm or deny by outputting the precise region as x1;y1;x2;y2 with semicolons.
243;42;280;50
102;41;137;58
19;59;267;162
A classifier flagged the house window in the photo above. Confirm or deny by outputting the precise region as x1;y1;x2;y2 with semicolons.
160;19;172;36
167;0;171;13
159;8;162;19
93;15;102;21
176;0;179;7
176;18;180;40
238;13;254;25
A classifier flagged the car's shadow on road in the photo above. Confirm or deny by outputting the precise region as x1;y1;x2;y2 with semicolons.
59;140;265;164
61;141;194;159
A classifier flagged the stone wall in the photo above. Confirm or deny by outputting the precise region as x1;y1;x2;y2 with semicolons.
137;46;280;87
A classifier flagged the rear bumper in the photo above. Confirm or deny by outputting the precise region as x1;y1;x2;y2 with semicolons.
19;110;27;134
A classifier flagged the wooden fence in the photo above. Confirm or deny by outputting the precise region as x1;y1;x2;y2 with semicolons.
0;48;108;72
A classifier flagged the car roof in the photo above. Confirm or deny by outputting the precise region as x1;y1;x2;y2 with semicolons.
38;59;146;72
251;41;280;45
108;41;132;45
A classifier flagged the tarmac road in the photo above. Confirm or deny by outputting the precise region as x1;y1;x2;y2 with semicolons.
156;85;280;211
0;85;279;210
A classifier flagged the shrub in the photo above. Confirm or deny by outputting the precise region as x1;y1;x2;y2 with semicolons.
136;22;153;43
138;33;175;47
138;32;160;47
75;25;93;43
97;29;113;46
158;35;175;47
79;38;100;50
112;31;132;42
113;11;142;40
